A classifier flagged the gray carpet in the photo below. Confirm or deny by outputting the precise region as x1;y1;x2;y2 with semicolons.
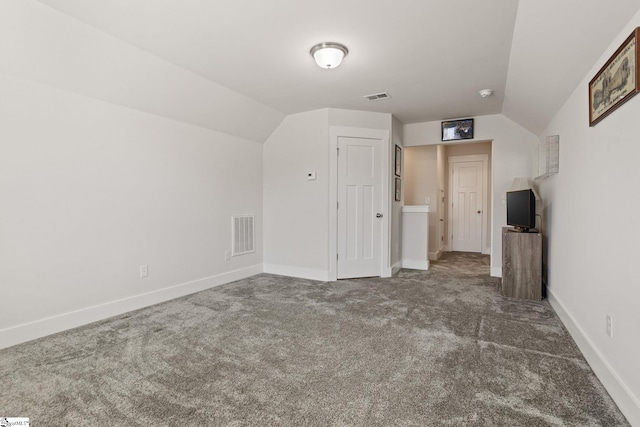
0;253;629;426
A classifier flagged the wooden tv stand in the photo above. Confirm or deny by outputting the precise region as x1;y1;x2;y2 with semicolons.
501;227;542;300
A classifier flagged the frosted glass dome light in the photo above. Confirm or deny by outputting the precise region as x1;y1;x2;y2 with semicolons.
310;42;349;69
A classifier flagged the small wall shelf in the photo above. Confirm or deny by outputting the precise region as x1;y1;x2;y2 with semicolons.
534;135;559;180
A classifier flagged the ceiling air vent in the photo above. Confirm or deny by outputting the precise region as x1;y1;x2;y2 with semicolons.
364;92;390;101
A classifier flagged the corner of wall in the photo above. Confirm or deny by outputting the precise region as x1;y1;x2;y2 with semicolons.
548;289;640;426
0;265;262;350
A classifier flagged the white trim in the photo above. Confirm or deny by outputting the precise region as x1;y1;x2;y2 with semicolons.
548;289;640;426
391;261;403;276
402;259;430;270
329;127;338;281
428;250;443;261
490;266;502;277
402;205;430;213
382;132;391;278
448;154;489;254
482;246;491;255
329;126;390;281
0;264;263;350
263;264;329;282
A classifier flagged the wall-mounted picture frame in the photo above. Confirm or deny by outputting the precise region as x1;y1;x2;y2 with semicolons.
442;118;474;141
589;27;640;126
395;145;402;177
395;177;401;201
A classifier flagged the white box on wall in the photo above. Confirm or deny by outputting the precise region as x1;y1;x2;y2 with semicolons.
534;135;559;179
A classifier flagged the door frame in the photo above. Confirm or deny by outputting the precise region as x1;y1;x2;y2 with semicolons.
447;154;489;254
329;126;391;281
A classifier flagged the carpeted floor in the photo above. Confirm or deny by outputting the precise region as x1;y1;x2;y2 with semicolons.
0;252;629;426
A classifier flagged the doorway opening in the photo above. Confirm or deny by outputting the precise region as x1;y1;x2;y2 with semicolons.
403;140;492;261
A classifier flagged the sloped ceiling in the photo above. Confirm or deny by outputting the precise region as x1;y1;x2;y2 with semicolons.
34;0;640;136
503;0;640;134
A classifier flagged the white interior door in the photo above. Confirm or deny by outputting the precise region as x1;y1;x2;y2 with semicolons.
450;160;483;253
337;136;382;279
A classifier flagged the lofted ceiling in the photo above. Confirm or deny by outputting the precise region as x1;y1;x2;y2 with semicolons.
36;0;640;135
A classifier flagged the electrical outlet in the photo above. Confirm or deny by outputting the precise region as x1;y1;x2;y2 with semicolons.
140;264;148;278
225;250;231;261
606;314;613;337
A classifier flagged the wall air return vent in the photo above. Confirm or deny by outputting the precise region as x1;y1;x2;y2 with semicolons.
232;215;255;256
364;92;390;101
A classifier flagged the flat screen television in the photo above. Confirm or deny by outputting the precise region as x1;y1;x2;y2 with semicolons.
506;189;536;232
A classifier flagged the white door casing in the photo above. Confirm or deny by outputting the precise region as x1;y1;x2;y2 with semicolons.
448;155;489;253
439;188;445;253
329;127;390;281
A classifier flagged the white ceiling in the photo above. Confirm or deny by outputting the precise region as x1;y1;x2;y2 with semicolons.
36;0;640;135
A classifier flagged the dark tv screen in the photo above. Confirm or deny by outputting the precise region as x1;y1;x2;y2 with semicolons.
506;189;535;231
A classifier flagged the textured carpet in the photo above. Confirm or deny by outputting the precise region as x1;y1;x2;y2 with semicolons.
0;253;629;426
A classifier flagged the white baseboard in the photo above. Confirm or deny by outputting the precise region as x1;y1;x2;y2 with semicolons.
263;264;329;282
391;261;402;276
402;259;430;270
548;289;640;426
428;250;442;261
0;264;263;350
490;267;502;278
482;246;491;255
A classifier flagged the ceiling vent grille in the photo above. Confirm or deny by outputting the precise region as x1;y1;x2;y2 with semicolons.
232;215;255;256
364;92;390;101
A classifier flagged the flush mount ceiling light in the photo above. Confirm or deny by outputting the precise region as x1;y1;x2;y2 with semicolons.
310;42;349;69
479;89;494;98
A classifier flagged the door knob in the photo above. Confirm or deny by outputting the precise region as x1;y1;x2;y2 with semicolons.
376;213;383;218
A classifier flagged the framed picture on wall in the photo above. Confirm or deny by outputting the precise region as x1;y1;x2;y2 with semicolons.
441;118;474;141
589;27;640;126
395;177;401;201
395;145;402;177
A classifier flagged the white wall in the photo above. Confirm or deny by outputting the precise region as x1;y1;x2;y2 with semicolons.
405;146;437;206
404;146;439;259
0;0;283;143
537;14;640;424
328;109;392;131
263;109;330;280
404;114;538;275
436;145;447;256
264;108;399;280
0;73;263;348
0;0;281;349
391;115;404;271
